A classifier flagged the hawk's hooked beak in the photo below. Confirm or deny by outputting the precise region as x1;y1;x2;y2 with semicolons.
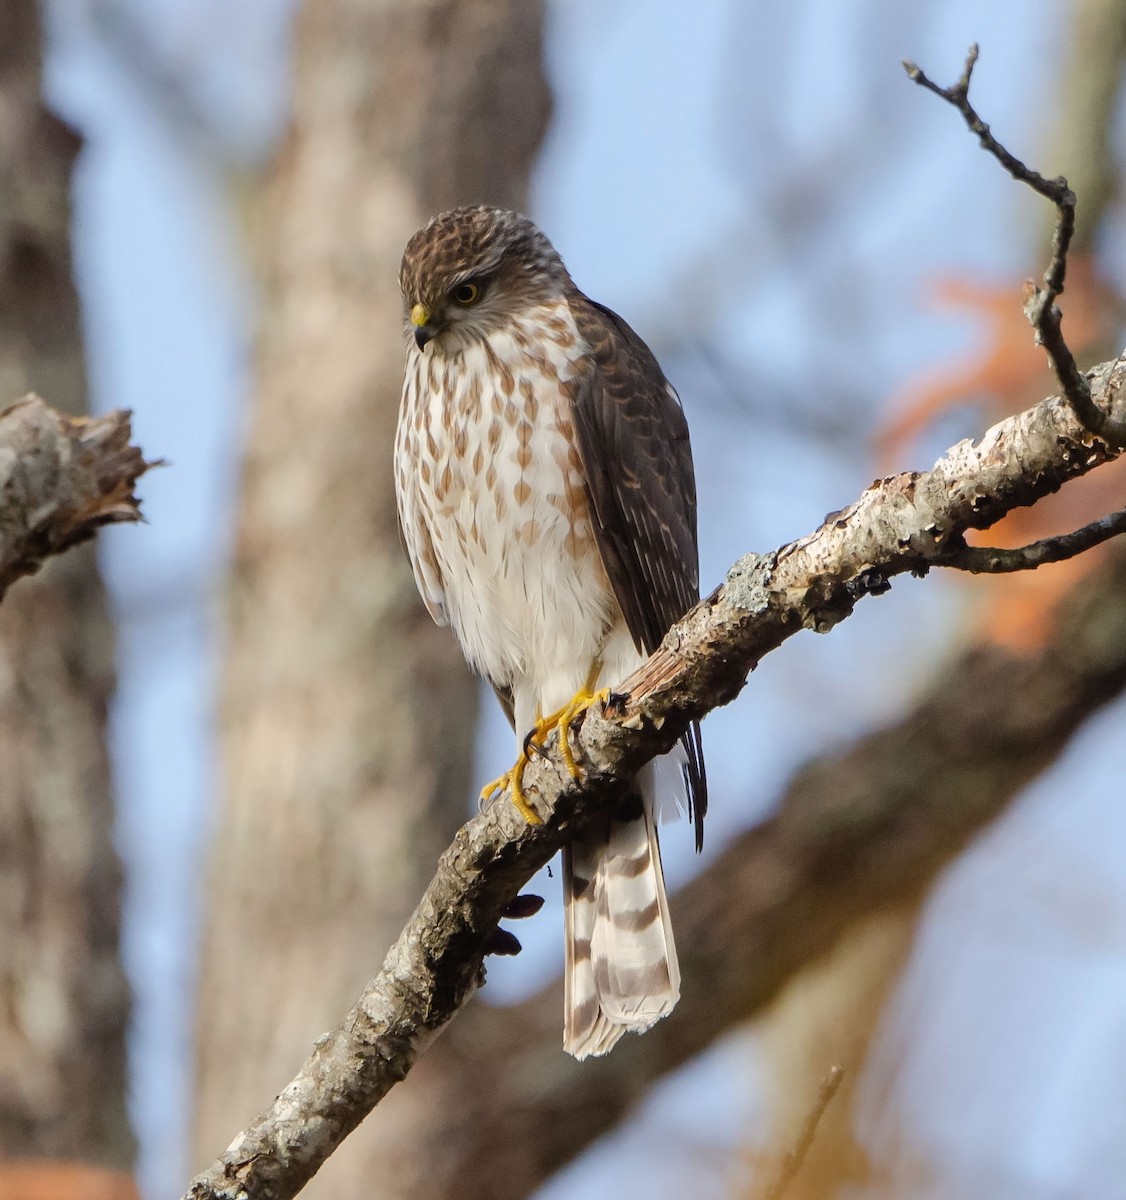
411;303;438;350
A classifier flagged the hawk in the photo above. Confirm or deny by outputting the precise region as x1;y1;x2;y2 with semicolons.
395;206;705;1058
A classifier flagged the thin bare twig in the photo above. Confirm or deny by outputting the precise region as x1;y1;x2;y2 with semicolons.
760;1065;845;1200
937;508;1126;574
903;45;1126;446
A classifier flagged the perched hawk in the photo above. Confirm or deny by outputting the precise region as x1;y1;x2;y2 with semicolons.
395;206;705;1058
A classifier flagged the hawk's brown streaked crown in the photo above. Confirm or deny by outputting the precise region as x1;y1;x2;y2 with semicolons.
399;206;568;347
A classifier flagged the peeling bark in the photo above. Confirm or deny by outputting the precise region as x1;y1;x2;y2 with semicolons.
0;396;148;600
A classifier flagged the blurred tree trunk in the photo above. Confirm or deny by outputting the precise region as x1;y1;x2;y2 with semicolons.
1044;0;1126;251
0;0;133;1175
190;1;550;1195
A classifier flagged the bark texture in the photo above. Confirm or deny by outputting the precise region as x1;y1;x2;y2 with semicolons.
0;0;133;1169
0;397;148;599
191;1;550;1195
186;359;1126;1200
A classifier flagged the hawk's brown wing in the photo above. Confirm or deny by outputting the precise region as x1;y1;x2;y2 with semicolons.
568;294;707;848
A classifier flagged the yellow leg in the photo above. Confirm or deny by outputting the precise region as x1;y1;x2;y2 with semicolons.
480;756;542;824
541;685;611;779
480;661;609;824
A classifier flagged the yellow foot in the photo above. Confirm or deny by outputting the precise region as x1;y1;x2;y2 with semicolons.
480;757;542;825
479;684;610;824
534;687;611;779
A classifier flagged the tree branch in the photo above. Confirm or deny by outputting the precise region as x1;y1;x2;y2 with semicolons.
937;508;1126;573
903;45;1126;446
391;534;1126;1200
0;394;151;601
185;352;1126;1200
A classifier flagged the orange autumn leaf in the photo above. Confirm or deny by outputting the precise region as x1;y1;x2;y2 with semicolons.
0;1161;138;1200
878;257;1125;650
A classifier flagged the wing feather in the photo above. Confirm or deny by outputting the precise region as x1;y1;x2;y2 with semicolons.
567;294;707;846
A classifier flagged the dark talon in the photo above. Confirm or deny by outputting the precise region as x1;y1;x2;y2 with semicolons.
486;927;522;956
523;731;549;759
845;567;892;599
502;893;544;919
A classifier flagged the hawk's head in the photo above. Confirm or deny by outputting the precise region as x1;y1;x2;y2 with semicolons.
399;207;571;351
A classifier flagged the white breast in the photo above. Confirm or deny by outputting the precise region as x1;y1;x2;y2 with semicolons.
395;303;621;719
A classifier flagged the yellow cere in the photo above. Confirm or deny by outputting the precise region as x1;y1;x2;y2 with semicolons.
410;303;431;327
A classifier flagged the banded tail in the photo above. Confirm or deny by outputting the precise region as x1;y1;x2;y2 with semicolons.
563;770;679;1059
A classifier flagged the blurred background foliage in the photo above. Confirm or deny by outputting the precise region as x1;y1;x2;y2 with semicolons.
1;0;1125;1197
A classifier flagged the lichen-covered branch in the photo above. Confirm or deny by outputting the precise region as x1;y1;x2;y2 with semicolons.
611;357;1126;750
404;535;1126;1200
0;395;150;600
185;354;1126;1200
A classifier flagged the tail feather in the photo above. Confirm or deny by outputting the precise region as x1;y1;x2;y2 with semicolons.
563;770;679;1059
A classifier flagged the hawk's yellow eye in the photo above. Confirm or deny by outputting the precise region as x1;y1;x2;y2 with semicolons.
451;281;482;306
